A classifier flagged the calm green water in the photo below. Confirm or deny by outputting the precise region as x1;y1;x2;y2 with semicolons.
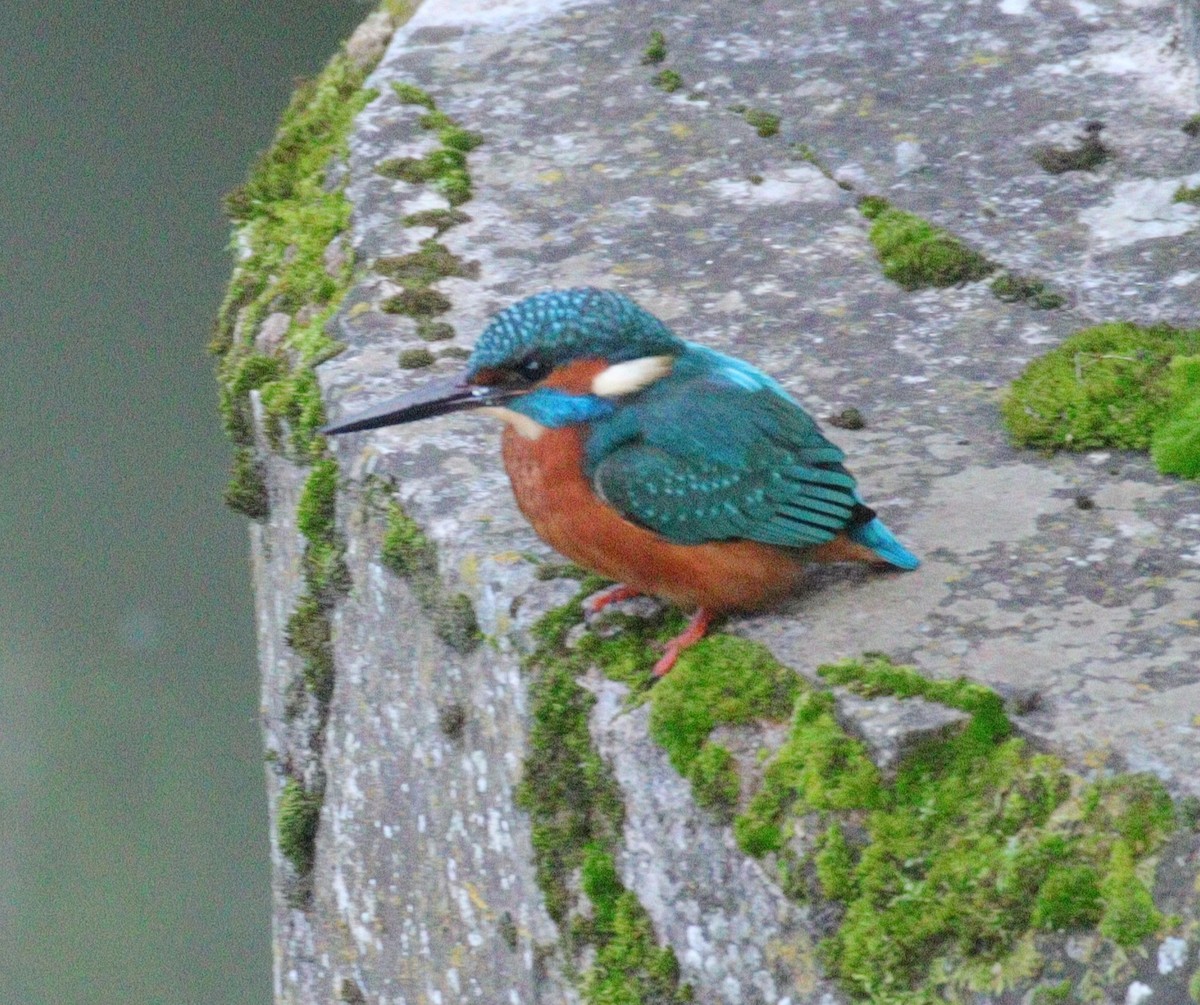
0;4;367;1001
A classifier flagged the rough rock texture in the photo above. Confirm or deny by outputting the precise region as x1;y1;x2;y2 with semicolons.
586;675;843;1005
253;0;1200;1002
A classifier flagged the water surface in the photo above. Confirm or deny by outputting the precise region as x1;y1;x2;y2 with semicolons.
0;3;369;1001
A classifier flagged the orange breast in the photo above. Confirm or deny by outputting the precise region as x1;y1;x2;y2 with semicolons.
500;423;807;613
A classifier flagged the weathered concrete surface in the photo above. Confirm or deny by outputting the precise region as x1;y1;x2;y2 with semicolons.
257;0;1200;1001
587;675;843;1005
326;0;1200;793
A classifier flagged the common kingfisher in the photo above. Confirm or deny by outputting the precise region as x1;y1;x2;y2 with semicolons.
322;288;919;675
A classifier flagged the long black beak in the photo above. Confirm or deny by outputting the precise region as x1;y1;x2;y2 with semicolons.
319;370;526;435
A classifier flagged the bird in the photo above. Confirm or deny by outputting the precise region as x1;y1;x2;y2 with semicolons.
321;287;919;676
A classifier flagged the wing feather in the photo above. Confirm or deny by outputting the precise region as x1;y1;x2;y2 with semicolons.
587;347;863;548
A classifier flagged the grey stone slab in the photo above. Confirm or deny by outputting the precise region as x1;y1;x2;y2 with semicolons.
830;687;972;777
587;674;846;1005
322;0;1200;798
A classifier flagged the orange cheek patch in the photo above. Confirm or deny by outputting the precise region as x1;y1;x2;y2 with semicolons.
539;358;609;394
470;366;507;386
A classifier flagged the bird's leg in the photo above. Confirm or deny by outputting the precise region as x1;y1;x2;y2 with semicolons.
585;583;643;616
652;608;714;677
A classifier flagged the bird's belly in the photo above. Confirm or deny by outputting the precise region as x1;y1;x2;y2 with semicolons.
500;426;803;612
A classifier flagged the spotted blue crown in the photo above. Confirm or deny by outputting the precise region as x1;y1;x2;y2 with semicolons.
467;288;683;375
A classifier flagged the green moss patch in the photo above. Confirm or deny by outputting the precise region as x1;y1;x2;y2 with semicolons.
416;320;455;342
374;240;479;287
213;36;388;518
379;500;479;651
214;51;375;462
402;208;471;233
652;69;683;93
517;585;691;1001
278;778;322;874
285;594;335;705
642;29;667;65
391;81;436;109
381;502;434;576
990;272;1065;310
580;846;688;1004
297;459;350;602
735;688;881;858
518;656;625;926
722;655;1184;1001
1032;123;1109;174
1097;840;1162;946
571;609;802;819
1152;356;1200;477
297;458;338;541
224;447;269;519
397;348;436;368
744;108;780;138
1031;979;1073;1004
1002;324;1200;468
642;635;797;817
284;461;350;709
858;197;995;289
519;588;1194;1004
219;352;283;446
1174;183;1200;205
382;287;453;317
377;84;483;206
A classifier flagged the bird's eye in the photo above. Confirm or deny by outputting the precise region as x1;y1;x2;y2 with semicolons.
514;357;547;383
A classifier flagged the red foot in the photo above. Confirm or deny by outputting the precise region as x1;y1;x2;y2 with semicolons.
585;583;643;616
652;608;714;677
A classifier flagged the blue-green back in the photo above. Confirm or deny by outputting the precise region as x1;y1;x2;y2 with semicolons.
583;344;864;547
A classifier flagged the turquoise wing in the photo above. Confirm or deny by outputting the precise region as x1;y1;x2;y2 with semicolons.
587;347;868;547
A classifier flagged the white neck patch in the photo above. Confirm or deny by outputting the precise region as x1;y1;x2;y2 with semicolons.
590;355;674;397
477;406;545;440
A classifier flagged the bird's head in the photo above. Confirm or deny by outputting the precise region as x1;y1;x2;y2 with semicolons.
321;288;684;438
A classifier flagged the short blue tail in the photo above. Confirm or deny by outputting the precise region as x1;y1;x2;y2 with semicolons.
848;517;920;570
